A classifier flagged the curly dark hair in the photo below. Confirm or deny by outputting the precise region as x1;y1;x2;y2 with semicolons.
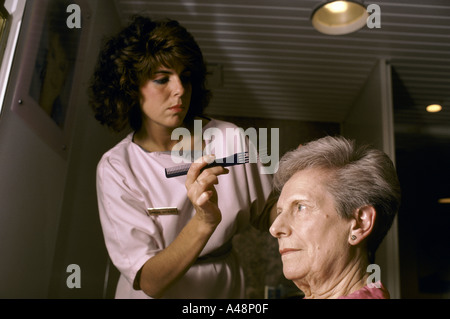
89;16;211;132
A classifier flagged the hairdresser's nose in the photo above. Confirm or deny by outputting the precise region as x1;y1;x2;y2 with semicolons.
269;210;291;239
172;75;185;97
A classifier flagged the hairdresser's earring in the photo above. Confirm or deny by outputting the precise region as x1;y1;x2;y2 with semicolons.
351;235;357;240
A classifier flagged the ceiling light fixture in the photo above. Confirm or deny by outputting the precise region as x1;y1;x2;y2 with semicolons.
311;0;369;35
438;198;450;204
426;104;442;113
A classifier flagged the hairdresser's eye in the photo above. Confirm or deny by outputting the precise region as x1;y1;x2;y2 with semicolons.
153;77;169;85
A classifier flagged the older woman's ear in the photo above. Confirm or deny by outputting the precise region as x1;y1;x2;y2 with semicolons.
349;206;376;245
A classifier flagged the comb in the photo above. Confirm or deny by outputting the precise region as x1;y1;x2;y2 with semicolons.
165;152;249;178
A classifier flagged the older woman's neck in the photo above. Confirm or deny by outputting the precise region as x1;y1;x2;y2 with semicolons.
300;254;369;299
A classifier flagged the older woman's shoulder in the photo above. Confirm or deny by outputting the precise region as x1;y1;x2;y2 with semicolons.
338;282;390;299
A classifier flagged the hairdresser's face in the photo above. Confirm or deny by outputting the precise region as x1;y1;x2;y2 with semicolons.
270;168;353;288
139;64;192;130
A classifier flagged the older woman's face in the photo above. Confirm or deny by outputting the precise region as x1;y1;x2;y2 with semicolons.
270;168;353;286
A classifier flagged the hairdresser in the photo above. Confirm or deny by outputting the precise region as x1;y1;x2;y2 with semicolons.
90;16;277;298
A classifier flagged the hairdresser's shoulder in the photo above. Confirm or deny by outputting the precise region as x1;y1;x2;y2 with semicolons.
97;132;134;168
206;117;240;130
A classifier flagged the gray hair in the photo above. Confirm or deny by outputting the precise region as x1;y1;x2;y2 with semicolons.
274;135;401;263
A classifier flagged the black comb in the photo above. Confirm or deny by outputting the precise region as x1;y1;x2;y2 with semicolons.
165;152;249;178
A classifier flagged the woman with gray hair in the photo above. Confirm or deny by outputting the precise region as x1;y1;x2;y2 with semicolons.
270;135;401;299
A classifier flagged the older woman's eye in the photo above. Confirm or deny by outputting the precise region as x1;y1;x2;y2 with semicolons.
298;204;306;212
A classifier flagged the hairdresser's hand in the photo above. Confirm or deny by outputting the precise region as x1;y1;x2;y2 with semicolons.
186;155;229;228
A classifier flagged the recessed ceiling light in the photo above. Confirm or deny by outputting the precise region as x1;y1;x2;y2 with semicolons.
426;104;442;113
311;0;368;35
325;1;349;13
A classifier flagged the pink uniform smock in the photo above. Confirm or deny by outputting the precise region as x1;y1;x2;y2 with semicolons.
96;119;274;298
338;281;390;299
